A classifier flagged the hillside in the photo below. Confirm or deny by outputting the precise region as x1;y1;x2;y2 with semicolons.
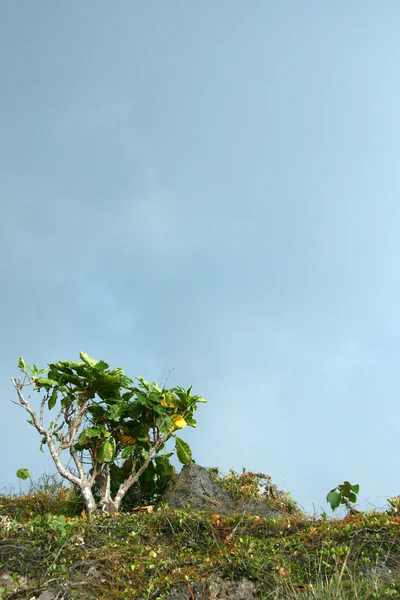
1;467;400;600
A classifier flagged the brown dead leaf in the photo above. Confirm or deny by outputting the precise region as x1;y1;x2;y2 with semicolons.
132;505;154;513
210;513;223;528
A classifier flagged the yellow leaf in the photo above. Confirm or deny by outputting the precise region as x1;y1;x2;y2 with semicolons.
118;429;137;445
170;414;188;429
160;392;177;408
210;513;223;528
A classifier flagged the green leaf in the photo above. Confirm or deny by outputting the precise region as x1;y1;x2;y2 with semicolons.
121;444;137;459
175;437;192;464
136;376;151;391
48;389;58;410
326;490;341;511
18;358;28;373
97;438;116;463
348;492;357;503
39;436;47;453
155;413;174;435
93;360;110;371
85;427;108;438
16;468;30;481
87;403;106;418
127;402;144;420
77;427;107;446
95;374;123;400
351;483;360;495
107;403;122;421
185;415;197;427
154;455;174;479
79;352;98;367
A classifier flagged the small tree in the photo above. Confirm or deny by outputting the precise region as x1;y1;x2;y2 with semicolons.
12;352;207;515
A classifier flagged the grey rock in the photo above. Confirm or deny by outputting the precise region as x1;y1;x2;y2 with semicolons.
361;559;398;582
37;587;68;600
168;577;257;599
0;571;28;591
162;463;231;510
37;592;60;600
161;464;288;518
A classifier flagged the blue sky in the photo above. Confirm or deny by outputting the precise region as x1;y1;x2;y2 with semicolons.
1;1;400;515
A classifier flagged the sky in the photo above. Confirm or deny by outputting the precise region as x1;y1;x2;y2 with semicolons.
1;1;400;516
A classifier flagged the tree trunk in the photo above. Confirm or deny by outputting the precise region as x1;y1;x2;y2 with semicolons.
80;482;98;514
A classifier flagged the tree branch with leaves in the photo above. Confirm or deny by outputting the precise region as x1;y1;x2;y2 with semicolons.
12;352;207;514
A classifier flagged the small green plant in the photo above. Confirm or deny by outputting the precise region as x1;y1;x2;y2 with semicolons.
326;481;360;513
16;468;30;496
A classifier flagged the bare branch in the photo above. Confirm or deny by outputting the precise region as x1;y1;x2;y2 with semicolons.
114;433;169;505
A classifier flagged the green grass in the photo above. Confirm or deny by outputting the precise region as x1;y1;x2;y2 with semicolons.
1;470;399;599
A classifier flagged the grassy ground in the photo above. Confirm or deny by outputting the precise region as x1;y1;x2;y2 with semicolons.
0;469;400;599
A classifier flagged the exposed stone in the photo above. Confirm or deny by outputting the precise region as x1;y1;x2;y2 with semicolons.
161;463;231;510
161;463;290;518
168;577;257;599
37;591;62;600
0;571;28;592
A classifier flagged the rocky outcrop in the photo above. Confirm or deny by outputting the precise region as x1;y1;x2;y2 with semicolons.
161;463;291;518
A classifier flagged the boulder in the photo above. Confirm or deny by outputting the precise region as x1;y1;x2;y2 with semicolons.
161;463;289;518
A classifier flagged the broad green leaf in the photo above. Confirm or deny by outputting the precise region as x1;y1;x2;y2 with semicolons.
77;427;107;446
192;394;207;403
326;490;341;511
84;427;107;438
97;438;116;463
154;455;174;479
36;378;58;387
348;492;357;503
48;390;58;410
79;352;98;367
95;374;123;400
121;444;137;458
107;403;122;421
175;437;192;464
155;413;174;435
351;483;360;494
16;468;30;481
87;403;106;418
185;415;197;427
127;402;144;420
93;360;109;371
121;422;149;442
